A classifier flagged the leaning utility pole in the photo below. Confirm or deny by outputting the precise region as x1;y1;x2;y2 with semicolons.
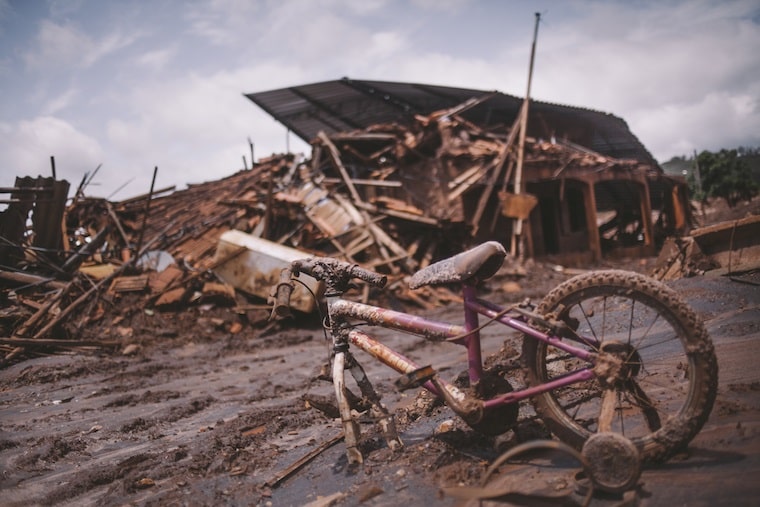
511;12;541;257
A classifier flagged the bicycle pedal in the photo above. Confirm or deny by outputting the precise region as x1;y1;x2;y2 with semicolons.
395;365;436;391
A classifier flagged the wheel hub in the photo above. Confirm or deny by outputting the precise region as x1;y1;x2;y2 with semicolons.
594;341;642;389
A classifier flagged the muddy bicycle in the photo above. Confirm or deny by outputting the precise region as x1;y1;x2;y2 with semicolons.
270;241;718;470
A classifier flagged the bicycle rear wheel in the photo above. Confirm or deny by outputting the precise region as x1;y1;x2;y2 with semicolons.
522;270;718;462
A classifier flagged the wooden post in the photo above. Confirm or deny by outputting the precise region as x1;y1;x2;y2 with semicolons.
638;177;655;252
263;164;274;239
512;12;541;257
583;180;601;262
134;166;158;257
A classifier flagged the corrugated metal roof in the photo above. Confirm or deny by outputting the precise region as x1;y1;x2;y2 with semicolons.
245;77;658;167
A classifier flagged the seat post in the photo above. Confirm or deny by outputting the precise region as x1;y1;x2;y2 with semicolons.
462;284;484;384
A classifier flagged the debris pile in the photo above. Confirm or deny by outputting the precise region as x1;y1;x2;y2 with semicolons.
653;213;760;280
1;98;690;363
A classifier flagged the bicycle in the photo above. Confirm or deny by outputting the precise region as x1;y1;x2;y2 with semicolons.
270;241;718;467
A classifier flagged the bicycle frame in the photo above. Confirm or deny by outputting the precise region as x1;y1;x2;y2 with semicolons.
327;282;598;463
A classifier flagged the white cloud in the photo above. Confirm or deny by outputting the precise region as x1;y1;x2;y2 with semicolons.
185;0;264;46
23;19;139;72
97;62;311;197
47;0;86;19
0;116;103;189
365;31;406;60
83;30;140;68
23;20;90;71
409;0;467;11
633;91;760;158
42;87;78;115
135;47;177;71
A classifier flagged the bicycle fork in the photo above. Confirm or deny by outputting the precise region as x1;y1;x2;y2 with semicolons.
331;324;403;464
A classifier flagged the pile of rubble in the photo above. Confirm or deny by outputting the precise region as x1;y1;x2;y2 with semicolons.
0;99;677;363
653;213;760;280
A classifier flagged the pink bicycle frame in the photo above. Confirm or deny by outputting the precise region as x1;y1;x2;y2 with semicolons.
329;284;597;409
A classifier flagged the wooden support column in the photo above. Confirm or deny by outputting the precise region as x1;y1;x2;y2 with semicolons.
638;177;655;251
583;179;602;262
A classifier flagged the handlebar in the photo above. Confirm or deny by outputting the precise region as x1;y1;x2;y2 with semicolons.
270;266;295;319
269;257;387;319
292;257;387;288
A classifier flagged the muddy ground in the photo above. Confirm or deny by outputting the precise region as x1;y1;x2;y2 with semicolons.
1;200;759;507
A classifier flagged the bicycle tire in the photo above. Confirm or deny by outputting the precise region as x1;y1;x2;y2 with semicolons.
521;270;718;462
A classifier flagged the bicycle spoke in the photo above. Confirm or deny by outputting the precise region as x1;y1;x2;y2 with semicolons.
577;301;600;344
634;334;682;353
624;379;662;432
632;372;690;399
627;297;635;345
616;390;626;435
631;310;663;353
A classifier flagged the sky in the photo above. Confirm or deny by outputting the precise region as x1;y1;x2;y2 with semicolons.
1;0;759;201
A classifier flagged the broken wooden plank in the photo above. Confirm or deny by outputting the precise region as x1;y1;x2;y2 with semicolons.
317;131;364;205
105;201;132;247
14;283;73;338
355;201;439;226
471;112;522;236
0;270;67;290
0;336;120;348
265;433;344;488
321;177;402;188
108;274;150;294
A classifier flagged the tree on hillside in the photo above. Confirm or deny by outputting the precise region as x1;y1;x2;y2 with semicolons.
693;149;758;207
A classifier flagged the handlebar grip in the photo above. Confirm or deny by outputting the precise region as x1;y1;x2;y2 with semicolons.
270;267;294;319
349;265;387;288
291;257;386;289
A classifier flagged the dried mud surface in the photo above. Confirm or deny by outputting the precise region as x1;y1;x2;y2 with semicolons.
2;198;759;507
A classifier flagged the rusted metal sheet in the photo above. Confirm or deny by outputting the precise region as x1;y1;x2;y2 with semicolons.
212;230;323;313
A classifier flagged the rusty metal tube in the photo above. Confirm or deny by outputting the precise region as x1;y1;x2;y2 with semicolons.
348;329;467;403
333;299;467;341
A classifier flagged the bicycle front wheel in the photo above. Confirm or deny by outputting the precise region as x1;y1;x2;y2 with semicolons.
522;270;718;462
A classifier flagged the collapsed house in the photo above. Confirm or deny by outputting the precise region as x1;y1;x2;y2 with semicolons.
247;78;692;264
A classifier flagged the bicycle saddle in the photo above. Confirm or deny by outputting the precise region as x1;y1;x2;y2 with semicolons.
408;241;507;289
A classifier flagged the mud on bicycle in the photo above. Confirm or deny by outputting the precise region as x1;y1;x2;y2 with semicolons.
270;241;718;470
